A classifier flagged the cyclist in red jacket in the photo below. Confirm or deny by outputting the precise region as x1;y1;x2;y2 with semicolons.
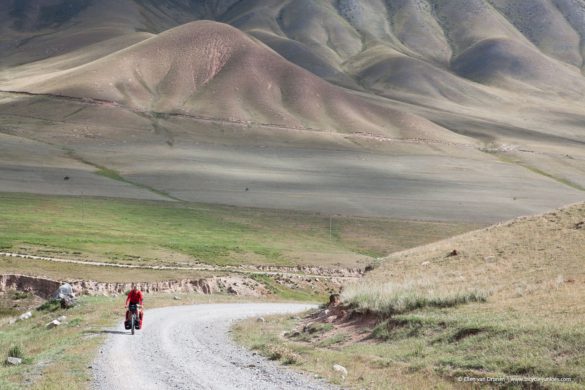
125;284;144;329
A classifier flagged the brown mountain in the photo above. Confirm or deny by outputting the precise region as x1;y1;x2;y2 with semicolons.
0;0;583;222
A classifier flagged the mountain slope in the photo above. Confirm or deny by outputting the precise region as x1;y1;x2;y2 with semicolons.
4;0;585;103
0;0;584;222
4;20;468;141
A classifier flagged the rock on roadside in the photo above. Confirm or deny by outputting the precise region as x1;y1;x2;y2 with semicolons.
53;283;75;300
6;357;22;365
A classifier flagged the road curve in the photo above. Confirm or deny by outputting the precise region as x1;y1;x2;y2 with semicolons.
92;303;336;390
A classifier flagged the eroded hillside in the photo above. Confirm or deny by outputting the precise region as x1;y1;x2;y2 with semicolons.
0;0;583;221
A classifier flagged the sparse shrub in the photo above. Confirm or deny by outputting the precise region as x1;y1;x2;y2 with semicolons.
293;332;313;342
371;358;393;369
264;344;303;365
13;291;30;300
0;307;18;317
68;318;83;327
250;343;264;351
372;320;397;340
304;322;333;334
37;300;61;312
281;352;302;365
317;334;349;347
371;317;428;340
409;341;425;357
372;320;391;340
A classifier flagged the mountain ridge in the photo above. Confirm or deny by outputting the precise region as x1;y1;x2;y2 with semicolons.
0;0;584;222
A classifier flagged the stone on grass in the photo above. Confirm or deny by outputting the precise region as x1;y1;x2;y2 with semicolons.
46;320;61;329
57;315;67;322
52;283;74;300
53;283;77;308
6;357;22;365
173;296;181;300
256;317;266;323
18;312;32;321
333;364;348;377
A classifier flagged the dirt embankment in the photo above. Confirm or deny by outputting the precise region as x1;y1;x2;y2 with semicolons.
0;275;61;300
240;264;363;278
0;274;267;298
0;273;344;299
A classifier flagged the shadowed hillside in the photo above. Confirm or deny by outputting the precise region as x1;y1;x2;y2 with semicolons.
0;0;584;222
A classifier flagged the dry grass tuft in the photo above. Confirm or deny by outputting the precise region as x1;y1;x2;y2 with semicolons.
342;279;488;315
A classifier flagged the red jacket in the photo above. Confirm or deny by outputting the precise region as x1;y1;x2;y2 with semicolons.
126;289;143;306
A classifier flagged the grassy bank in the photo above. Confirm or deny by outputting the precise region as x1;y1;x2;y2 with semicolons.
233;203;585;389
0;295;121;390
234;296;584;389
0;192;478;268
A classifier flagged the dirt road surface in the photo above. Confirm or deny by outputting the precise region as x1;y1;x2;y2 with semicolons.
92;303;336;390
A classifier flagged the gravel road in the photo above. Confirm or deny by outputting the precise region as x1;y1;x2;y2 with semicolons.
92;303;336;390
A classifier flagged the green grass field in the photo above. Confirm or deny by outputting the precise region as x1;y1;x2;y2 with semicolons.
0;193;479;268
